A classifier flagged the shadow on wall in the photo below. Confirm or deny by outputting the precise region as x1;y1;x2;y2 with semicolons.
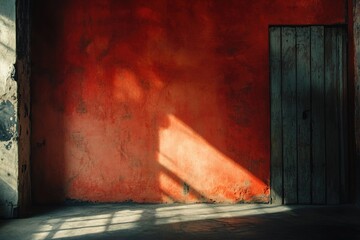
30;0;349;205
0;0;16;94
28;0;350;205
31;0;67;203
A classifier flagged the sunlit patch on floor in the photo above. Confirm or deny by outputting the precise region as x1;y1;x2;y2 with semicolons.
29;204;292;239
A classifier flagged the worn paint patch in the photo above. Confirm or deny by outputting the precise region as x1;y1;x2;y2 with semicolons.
0;100;16;142
5;141;12;150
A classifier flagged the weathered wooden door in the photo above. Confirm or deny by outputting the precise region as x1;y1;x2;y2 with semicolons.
270;26;348;204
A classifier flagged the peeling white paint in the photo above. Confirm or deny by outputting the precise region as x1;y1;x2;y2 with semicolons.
0;0;18;218
0;0;16;95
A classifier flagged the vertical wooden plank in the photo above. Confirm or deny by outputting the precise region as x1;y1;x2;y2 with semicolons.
282;27;297;204
296;27;311;204
311;26;326;204
325;27;340;204
270;27;283;204
338;28;349;203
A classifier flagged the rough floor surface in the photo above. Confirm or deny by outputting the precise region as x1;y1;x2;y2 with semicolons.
0;204;360;240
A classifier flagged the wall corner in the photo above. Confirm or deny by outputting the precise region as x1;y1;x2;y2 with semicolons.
352;0;360;207
16;0;31;217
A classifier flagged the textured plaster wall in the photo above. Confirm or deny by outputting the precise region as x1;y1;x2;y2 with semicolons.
0;0;18;217
31;0;346;204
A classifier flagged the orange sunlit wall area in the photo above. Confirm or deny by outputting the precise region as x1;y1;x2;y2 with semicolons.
31;0;346;204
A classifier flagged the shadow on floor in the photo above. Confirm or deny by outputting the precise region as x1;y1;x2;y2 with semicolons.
0;204;360;240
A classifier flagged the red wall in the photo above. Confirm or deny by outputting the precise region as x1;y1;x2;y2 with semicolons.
31;0;346;203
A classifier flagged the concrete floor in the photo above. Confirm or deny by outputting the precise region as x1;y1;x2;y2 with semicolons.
0;204;359;240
